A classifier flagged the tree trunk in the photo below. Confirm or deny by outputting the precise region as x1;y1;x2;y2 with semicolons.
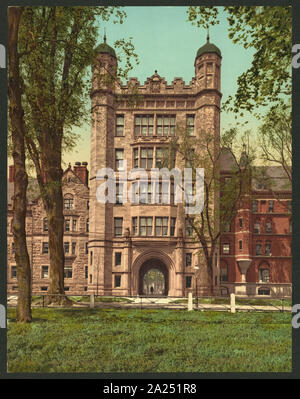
8;6;32;322
42;145;71;306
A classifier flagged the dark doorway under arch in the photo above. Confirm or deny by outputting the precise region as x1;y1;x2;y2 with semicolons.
139;259;169;296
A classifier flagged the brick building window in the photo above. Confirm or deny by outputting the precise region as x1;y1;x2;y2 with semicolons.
252;200;258;212
239;218;243;229
259;268;270;283
134;115;154;136
256;243;262;255
85;266;88;279
170;218;176;236
11;266;17;279
186;253;192;267
115;252;122;266
64;266;72;279
186;276;192;288
41;266;49;279
220;267;228;282
64;242;70;254
268;200;274;213
114;218;123;236
42;242;49;254
115;275;121;287
155;217;168;236
258;288;270;296
266;222;272;234
116;115;124;137
72;242;76;255
239;240;243;250
265;242;272;256
115;149;124;171
254;222;260;234
140;217;152;236
65;218;70;232
222;243;230;255
132;217;138;236
64;195;74;210
156;115;176;136
186;115;195;136
43;217;48;232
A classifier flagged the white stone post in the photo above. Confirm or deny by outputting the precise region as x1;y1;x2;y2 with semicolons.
90;293;95;309
230;293;236;313
188;292;193;311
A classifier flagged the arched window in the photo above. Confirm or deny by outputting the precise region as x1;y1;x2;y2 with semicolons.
259;268;270;283
64;194;74;210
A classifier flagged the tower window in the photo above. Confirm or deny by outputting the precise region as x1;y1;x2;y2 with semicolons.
239;240;243;250
116;115;124;137
239;218;243;229
186;115;195;136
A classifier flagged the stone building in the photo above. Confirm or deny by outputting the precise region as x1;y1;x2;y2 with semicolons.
7;35;292;298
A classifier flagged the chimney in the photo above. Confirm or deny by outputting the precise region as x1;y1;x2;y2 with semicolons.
9;165;15;183
73;161;89;186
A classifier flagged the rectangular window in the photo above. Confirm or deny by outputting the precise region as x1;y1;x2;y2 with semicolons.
115;252;122;266
41;286;48;291
220;267;228;282
252;200;258;212
186;218;194;237
186;253;192;267
11;266;17;279
42;242;49;254
134;115;154;136
41;265;49;279
140;217;153;236
155;217;168;236
170;218;176;236
114;218;123;236
115;275;121;287
65;218;70;232
72;219;77;232
85;242;88;254
133;148;139;168
266;222;272;234
268;200;274;213
222;243;230;255
115;149;124;171
116;115;124;137
64;266;72;279
256;244;262;255
64;242;70;254
186;149;195;168
132;217;138;236
239;240;242;250
90;251;93;265
43;218;48;232
156;115;176;136
116;183;123;205
156;147;169;168
140;148;153;169
186;276;192;288
72;242;76;255
239;218;243;228
139;182;152;204
86;218;89;232
187;115;195;136
64;197;74;210
11;242;15;254
254;223;260;234
265;243;271;256
85;266;88;279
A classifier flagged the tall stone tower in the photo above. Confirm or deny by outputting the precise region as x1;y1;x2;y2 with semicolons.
88;35;222;297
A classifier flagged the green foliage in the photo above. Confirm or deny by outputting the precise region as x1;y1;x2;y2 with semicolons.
187;6;291;115
7;308;291;372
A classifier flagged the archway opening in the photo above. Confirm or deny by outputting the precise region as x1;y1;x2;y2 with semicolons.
139;259;168;296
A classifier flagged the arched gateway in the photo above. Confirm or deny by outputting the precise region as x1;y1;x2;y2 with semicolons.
139;259;168;296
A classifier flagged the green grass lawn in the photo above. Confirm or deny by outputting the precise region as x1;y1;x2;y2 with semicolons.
7;308;291;373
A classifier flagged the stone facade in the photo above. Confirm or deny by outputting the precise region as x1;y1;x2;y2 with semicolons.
7;37;292;298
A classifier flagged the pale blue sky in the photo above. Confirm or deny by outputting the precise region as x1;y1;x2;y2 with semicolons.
67;6;261;167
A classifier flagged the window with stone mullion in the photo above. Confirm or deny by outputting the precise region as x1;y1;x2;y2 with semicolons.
134;115;154;136
157;115;175;136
